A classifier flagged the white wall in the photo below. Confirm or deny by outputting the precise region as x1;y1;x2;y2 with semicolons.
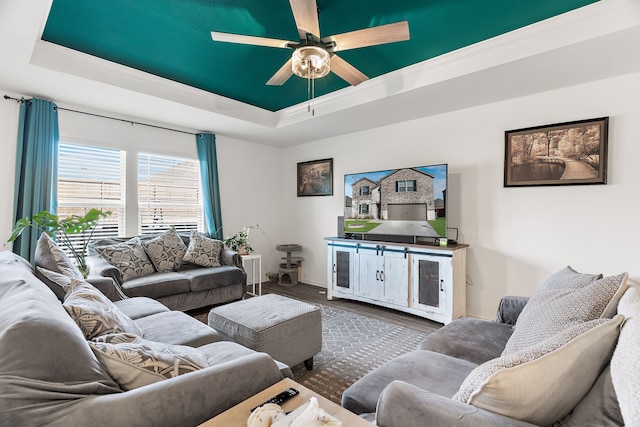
286;72;640;319
0;97;20;248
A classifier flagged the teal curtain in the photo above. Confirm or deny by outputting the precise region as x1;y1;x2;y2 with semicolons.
196;133;223;239
12;98;59;261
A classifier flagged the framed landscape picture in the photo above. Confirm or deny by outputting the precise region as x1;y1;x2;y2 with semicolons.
504;117;609;187
297;158;333;196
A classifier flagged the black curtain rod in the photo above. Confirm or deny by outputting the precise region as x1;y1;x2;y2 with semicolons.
4;94;198;136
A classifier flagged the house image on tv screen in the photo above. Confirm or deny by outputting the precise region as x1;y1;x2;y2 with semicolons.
350;167;437;220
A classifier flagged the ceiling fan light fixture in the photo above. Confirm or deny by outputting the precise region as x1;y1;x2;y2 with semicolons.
292;46;330;79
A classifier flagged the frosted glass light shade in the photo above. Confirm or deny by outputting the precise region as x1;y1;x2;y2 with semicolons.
292;46;330;79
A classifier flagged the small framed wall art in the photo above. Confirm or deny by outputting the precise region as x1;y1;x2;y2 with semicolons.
297;158;333;196
504;117;609;187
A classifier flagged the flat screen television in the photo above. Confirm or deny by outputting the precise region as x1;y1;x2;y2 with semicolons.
344;164;447;244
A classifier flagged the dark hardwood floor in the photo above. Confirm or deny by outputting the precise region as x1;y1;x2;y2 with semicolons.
256;281;442;334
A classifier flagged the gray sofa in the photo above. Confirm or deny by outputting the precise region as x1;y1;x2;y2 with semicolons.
84;232;246;311
343;268;636;426
0;250;292;426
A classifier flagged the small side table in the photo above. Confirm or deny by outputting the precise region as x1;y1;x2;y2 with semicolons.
241;254;262;296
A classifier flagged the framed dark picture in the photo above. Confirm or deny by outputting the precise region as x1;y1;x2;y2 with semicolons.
504;117;609;187
297;158;333;196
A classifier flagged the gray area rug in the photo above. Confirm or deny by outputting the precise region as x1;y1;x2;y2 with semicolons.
196;301;434;404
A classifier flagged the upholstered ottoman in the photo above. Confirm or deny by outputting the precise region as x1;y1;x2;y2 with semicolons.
208;294;322;369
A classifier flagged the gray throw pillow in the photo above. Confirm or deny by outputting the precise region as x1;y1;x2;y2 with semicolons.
95;237;156;282
34;232;84;300
503;268;626;355
182;231;223;267
89;333;209;390
141;227;187;272
38;267;144;339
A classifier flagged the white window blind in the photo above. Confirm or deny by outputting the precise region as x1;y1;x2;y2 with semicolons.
57;142;126;255
138;153;204;234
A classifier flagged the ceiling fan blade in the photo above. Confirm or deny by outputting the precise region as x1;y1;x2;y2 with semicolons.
266;58;294;86
289;0;320;39
330;55;368;86
324;21;410;52
211;31;292;49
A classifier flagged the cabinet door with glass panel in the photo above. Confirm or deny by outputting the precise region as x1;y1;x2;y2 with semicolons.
410;253;452;323
331;245;357;296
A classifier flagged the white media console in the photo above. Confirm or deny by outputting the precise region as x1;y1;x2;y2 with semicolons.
326;237;468;324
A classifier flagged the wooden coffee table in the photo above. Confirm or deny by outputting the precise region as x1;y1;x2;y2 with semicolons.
198;378;373;426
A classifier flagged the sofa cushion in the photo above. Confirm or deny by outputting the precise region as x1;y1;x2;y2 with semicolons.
113;296;171;319
134;310;220;347
419;318;514;365
95;237;156;282
180;265;245;292
89;333;209;390
39;268;144;339
454;315;623;426
120;272;191;298
141;227;187;272
610;280;640;426
182;231;223;267
34;232;84;300
503;269;626;355
0;252;119;389
553;365;623;427
198;340;294;379
341;350;477;415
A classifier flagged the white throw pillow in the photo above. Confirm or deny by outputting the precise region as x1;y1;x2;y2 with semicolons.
89;333;209;390
95;237;156;282
503;269;627;355
454;315;624;426
141;227;188;272
610;280;640;426
182;231;223;268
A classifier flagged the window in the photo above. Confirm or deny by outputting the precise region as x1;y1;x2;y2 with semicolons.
359;186;370;196
359;203;370;215
138;153;203;234
396;180;417;192
57;142;126;253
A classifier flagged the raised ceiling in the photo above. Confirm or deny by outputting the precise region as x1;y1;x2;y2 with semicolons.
42;0;597;111
1;0;639;146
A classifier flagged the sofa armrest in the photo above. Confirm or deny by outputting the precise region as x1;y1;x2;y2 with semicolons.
53;352;284;427
376;381;539;427
86;276;126;301
87;254;123;283
493;295;530;325
220;248;243;269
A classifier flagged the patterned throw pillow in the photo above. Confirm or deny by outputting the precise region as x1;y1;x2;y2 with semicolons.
141;227;188;272
36;232;84;278
182;231;223;268
39;267;144;339
95;237;156;282
89;333;209;390
454;315;624;426
503;269;627;355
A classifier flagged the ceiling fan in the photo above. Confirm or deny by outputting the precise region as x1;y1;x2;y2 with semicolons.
210;0;410;87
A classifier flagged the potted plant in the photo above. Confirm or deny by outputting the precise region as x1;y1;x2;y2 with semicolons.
223;226;253;255
7;208;111;278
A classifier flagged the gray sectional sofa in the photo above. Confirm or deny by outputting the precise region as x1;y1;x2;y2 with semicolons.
0;250;292;426
84;231;246;311
343;267;638;427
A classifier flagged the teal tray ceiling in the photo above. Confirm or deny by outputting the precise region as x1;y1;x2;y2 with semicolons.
42;0;598;112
